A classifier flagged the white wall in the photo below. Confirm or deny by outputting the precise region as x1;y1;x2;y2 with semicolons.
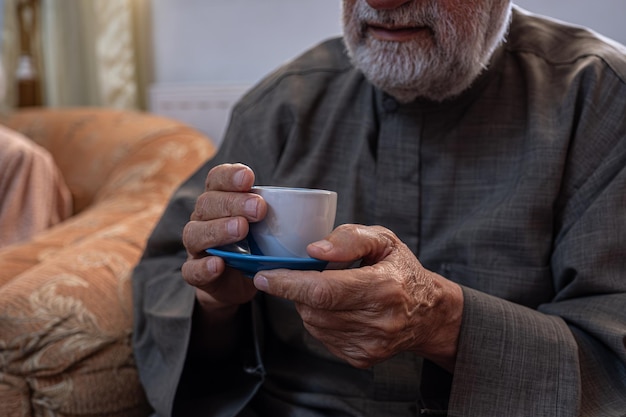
149;0;342;142
514;0;626;45
151;0;342;86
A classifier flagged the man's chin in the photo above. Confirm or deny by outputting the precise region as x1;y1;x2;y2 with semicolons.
348;45;478;103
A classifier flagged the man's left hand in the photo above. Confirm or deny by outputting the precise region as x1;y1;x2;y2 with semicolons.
253;224;464;372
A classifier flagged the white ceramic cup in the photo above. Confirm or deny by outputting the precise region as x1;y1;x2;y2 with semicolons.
247;186;337;258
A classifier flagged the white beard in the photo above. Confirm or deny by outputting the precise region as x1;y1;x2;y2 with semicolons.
342;0;512;102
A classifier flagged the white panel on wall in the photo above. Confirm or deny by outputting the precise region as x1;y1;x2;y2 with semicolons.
149;83;251;146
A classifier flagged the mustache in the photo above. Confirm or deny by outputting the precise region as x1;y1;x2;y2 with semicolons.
352;1;439;28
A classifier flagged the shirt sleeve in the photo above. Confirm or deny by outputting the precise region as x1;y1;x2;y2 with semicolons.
131;162;209;416
131;102;280;416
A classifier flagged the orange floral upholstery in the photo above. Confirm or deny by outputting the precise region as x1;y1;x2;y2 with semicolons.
0;108;216;416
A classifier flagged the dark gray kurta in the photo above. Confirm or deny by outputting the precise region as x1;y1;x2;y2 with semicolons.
133;6;626;417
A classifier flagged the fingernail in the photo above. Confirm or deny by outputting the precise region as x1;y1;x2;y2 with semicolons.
254;275;269;291
310;239;333;252
227;218;240;237
244;197;259;218
206;257;218;274
234;169;247;187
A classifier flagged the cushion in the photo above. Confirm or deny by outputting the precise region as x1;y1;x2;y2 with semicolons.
0;124;72;248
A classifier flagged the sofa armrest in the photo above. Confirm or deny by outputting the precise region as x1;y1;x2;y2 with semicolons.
0;108;215;282
0;108;215;416
0;210;159;416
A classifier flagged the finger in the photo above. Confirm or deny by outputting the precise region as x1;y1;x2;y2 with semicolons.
302;315;402;369
191;190;265;222
306;224;398;264
295;302;381;331
183;217;249;256
254;267;375;310
183;257;257;307
205;163;255;192
181;256;226;289
302;322;374;368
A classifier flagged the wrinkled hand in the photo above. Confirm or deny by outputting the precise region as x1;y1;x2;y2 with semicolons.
182;163;267;315
253;224;464;371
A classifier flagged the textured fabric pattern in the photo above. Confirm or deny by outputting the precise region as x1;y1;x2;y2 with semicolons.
0;108;216;417
0;124;73;248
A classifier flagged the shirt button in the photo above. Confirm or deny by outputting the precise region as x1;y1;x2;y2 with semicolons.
383;96;398;113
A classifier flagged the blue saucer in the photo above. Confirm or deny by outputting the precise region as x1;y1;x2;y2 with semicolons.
205;248;328;278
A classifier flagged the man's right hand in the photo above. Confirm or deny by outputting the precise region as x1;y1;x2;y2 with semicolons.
182;163;267;318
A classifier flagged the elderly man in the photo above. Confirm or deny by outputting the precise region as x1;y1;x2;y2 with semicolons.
133;0;626;416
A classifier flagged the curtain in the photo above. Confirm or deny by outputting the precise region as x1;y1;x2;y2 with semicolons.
1;0;152;110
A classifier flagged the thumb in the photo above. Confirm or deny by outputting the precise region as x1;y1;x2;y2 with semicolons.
306;224;395;265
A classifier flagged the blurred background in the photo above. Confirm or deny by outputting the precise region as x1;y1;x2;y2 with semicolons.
0;0;624;145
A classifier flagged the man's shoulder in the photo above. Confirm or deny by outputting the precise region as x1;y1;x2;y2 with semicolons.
235;37;358;112
508;6;626;80
282;37;353;74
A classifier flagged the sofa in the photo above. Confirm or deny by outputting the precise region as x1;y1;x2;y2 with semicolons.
0;108;216;416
